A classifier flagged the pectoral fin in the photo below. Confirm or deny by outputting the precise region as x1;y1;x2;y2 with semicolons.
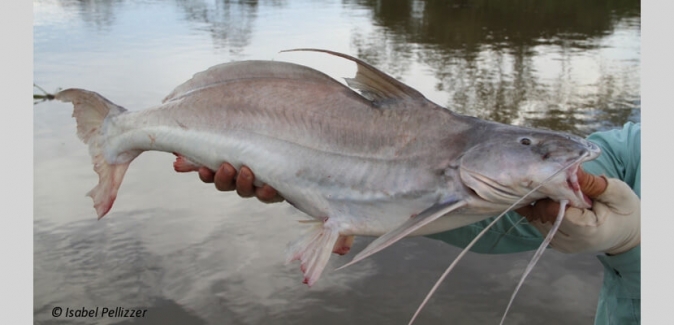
337;199;467;270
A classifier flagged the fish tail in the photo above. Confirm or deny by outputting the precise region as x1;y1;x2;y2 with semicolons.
285;219;341;286
56;89;136;219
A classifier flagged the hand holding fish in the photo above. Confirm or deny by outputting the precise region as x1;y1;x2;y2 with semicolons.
518;169;640;255
516;168;606;223
198;164;284;203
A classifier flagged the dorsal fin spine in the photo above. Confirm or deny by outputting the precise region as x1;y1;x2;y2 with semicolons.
280;48;426;103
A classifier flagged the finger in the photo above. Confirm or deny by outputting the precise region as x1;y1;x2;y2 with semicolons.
533;201;560;224
529;218;553;236
515;205;535;222
236;166;256;198
577;168;608;199
214;163;237;191
255;184;285;204
538;200;562;224
517;199;562;224
198;167;215;183
556;207;594;237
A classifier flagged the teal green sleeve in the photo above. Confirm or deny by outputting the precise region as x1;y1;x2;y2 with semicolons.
594;245;641;324
427;122;641;325
585;122;641;325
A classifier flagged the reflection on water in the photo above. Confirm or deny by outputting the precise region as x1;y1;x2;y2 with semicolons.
34;0;639;324
175;0;264;55
346;0;640;135
57;0;124;30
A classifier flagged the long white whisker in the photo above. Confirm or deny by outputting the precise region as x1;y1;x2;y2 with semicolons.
487;216;527;254
498;151;589;324
407;210;507;325
408;152;589;325
498;199;568;325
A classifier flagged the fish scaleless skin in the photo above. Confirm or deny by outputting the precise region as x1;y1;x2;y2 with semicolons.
103;64;470;235
55;49;600;286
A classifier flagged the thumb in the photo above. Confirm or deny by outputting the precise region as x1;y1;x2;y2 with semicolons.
577;168;608;199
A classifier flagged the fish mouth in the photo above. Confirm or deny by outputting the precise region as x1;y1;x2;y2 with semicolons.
557;145;599;208
460;158;594;210
458;167;523;206
565;162;592;208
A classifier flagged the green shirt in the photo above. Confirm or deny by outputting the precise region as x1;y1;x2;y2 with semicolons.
428;122;641;325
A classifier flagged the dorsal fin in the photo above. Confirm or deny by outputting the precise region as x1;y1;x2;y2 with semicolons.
280;48;427;104
162;60;343;103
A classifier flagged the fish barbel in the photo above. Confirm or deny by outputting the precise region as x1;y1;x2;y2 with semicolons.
55;49;600;287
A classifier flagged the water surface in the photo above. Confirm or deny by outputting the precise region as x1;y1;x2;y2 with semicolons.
34;1;640;324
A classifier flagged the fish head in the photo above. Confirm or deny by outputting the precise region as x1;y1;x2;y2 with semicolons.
457;127;601;210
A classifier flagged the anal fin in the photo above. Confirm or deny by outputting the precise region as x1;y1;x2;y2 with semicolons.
286;219;341;286
338;199;467;270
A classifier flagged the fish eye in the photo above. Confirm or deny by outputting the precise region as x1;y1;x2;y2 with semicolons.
519;138;531;146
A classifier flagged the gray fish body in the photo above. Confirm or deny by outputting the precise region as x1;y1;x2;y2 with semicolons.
56;50;600;285
107;62;457;233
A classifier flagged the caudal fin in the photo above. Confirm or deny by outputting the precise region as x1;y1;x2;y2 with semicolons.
56;89;136;219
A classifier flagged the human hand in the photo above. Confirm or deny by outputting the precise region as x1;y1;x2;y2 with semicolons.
198;163;284;204
516;169;640;255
